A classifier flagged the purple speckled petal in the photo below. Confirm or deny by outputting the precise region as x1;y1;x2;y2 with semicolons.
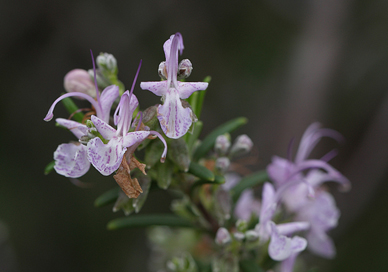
268;222;307;261
87;137;126;176
99;85;120;123
55;118;88;139
157;88;193;139
122;131;150;148
268;222;293;261
54;143;90;178
91;115;116;140
140;81;167;97
290;236;307;253
177;81;208;99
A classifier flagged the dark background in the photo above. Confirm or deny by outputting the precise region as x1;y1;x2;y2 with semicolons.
1;0;388;271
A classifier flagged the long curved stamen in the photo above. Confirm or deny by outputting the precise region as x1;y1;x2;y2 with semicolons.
150;130;167;162
287;137;295;162
44;92;101;121
320;149;338;162
166;33;183;90
295;127;344;163
90;50;102;111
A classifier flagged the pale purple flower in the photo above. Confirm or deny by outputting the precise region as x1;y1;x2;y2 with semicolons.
87;64;167;176
215;227;231;245
266;123;349;258
140;33;208;139
268;222;307;261
44;51;120;178
254;183;310;243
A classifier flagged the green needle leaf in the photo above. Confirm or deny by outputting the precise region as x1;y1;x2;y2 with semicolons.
231;170;268;202
193;117;248;161
94;187;120;207
239;260;265;272
190;175;225;195
44;160;55;175
61;97;84;123
188;161;214;181
107;214;195;230
195;76;211;120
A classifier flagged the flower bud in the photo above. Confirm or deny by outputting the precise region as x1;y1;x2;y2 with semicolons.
97;53;117;74
158;61;167;80
215;134;231;156
177;59;193;79
88;69;110;89
233;232;245;241
64;69;95;98
215;157;230;173
229;134;253;157
236;219;248;232
245;230;259;241
215;227;231;245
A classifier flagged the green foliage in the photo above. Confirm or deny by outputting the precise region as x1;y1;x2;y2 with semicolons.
107;214;195;230
44;160;55;175
230;170;268;202
193;117;248;161
61;96;85;122
94;187;120;207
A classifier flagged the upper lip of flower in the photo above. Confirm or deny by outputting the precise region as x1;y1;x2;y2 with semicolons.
43;50;119;124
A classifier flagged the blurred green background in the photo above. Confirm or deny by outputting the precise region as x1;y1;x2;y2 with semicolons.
1;0;388;271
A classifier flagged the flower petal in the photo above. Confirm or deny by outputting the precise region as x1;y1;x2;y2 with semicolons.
54;143;90;178
122;131;150;148
140;81;167;97
99;85;120;123
260;182;276;224
307;228;336;258
234;189;261;221
267;156;296;188
268;222;293;261
290;236;308;253
87;137;126;176
91;115;116;140
55;118;88;139
157;88;193;139
277;221;310;236
177;81;208;99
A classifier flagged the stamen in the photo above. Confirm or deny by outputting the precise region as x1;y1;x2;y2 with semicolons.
150;130;167;162
90;50;102;110
287;137;295;161
44;92;100;121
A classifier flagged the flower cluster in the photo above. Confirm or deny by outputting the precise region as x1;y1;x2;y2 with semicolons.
44;33;349;272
